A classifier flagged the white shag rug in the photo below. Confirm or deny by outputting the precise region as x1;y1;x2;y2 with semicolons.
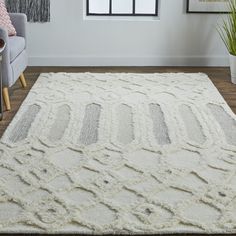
0;73;236;234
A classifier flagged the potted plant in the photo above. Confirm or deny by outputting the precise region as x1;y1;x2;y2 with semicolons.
218;0;236;84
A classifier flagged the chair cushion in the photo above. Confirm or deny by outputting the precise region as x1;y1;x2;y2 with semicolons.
0;0;16;36
9;36;25;62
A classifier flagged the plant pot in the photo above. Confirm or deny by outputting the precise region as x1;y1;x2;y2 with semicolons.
229;54;236;84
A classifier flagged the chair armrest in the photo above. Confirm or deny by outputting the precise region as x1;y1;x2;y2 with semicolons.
9;13;27;39
0;27;11;86
0;27;9;46
0;27;9;59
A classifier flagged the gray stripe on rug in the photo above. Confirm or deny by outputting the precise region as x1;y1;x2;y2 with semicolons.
8;104;41;143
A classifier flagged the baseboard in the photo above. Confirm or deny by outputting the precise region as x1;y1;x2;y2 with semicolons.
29;55;229;67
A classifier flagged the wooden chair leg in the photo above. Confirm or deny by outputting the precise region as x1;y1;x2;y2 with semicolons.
19;73;27;88
3;87;11;111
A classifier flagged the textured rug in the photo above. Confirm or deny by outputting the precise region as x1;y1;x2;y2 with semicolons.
0;73;236;234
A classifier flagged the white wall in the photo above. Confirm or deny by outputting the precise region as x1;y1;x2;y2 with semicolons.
28;0;229;67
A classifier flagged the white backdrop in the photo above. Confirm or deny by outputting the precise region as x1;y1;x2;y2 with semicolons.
27;0;229;66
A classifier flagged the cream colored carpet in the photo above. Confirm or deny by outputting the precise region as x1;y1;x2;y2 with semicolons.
0;73;236;234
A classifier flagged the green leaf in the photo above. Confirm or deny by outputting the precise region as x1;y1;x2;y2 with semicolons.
217;0;236;55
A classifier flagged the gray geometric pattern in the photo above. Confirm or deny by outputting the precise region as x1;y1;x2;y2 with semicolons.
0;73;236;234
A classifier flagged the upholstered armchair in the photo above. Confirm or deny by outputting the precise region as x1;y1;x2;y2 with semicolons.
0;13;27;111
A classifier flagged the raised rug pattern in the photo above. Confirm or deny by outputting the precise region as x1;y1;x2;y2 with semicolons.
0;73;236;234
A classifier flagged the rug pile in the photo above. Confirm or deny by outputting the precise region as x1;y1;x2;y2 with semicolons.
0;73;235;234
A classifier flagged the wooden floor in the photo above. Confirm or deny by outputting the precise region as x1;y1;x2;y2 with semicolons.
0;67;236;235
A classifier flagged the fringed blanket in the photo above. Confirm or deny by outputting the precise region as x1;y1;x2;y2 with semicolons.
5;0;50;22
